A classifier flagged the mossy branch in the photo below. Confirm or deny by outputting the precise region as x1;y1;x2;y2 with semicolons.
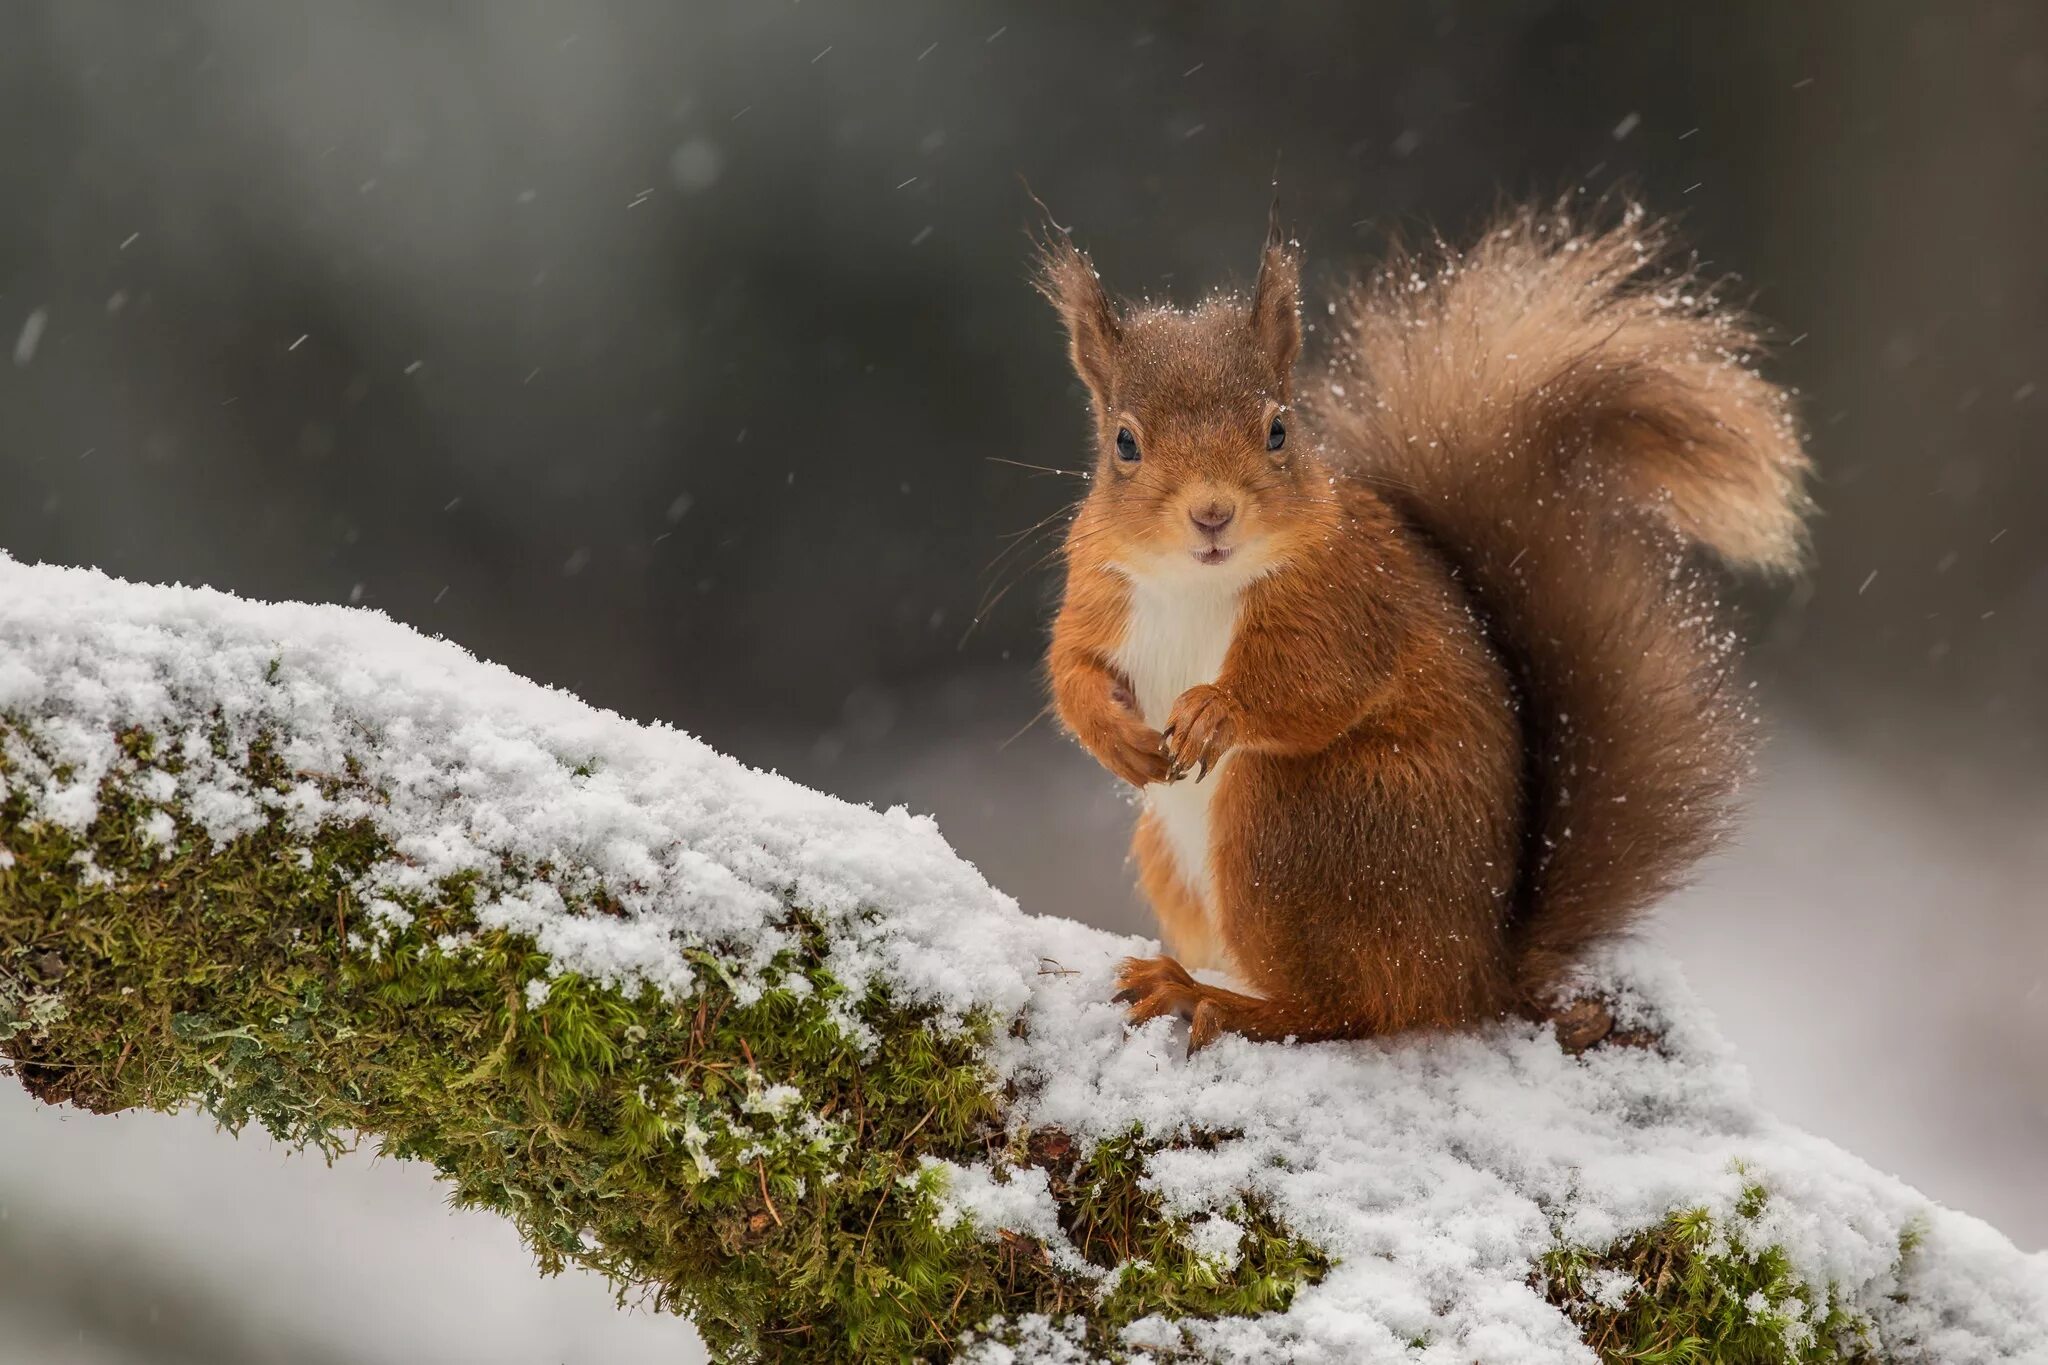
1;653;1370;1365
2;560;2040;1362
0;721;1334;1360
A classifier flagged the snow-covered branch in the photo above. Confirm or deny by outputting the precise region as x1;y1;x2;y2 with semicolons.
0;556;2041;1362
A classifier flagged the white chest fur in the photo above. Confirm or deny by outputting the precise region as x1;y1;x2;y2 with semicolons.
1111;568;1247;906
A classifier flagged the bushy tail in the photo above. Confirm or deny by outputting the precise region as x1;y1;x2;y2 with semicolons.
1310;205;1813;1002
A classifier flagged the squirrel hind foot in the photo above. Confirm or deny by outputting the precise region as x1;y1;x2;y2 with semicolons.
1112;956;1312;1054
1114;955;1226;1054
1112;955;1201;1019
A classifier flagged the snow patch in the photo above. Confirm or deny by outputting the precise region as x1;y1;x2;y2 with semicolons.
925;1159;1100;1279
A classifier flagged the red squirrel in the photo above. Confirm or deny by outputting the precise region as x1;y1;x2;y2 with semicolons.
1037;205;1811;1049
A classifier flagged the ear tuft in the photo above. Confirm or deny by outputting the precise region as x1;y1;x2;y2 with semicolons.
1034;233;1121;413
1250;238;1303;390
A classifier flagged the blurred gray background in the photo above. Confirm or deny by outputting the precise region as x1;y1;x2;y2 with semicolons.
1;2;2042;1361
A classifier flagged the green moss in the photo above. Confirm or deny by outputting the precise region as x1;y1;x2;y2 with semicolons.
0;716;1328;1361
3;706;1891;1362
1540;1187;1875;1363
1011;1125;1331;1337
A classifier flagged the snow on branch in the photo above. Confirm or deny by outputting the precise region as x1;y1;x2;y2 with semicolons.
0;555;2041;1362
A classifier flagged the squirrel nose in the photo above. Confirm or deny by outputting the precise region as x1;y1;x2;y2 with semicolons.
1190;500;1236;533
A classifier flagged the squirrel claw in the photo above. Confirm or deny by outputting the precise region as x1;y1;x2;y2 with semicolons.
1161;684;1239;785
1115;957;1242;1054
1112;955;1202;1028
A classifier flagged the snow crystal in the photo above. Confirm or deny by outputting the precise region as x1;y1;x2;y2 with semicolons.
1;554;2042;1362
69;850;114;890
926;1159;1099;1279
1587;1267;1636;1311
13;308;48;367
1184;1213;1246;1271
958;1315;1094;1365
742;1083;804;1120
139;809;177;848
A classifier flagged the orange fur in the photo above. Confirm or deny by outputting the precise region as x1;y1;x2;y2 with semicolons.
1038;205;1811;1047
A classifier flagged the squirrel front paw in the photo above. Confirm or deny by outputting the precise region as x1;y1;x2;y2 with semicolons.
1162;684;1241;782
1087;709;1170;788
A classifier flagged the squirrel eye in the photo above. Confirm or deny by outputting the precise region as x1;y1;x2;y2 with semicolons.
1115;428;1140;462
1267;417;1286;452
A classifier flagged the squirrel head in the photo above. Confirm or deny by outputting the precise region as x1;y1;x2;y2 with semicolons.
1038;229;1326;579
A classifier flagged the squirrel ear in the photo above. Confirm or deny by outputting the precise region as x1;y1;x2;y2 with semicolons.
1250;237;1302;390
1035;235;1121;413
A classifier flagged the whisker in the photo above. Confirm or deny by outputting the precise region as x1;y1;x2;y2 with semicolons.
987;508;1074;563
985;456;1091;480
997;703;1055;751
990;532;1082;598
968;523;1084;645
980;509;1081;597
959;573;1039;647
